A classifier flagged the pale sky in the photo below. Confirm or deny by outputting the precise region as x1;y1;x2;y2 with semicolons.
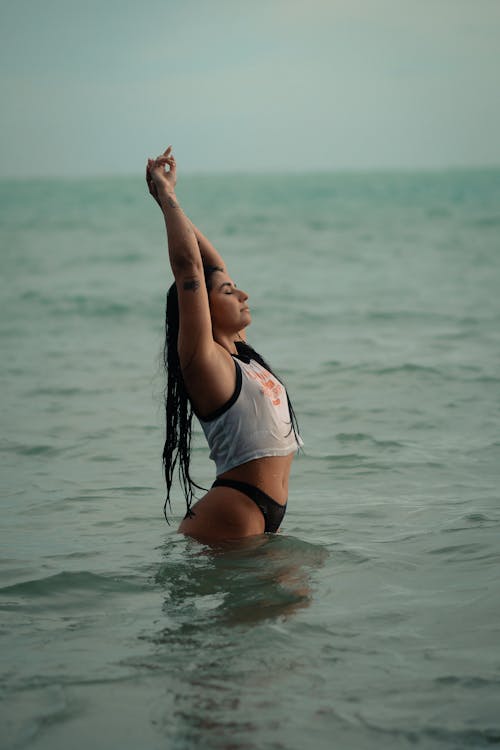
1;0;499;177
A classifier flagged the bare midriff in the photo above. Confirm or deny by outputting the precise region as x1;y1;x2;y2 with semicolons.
218;452;295;505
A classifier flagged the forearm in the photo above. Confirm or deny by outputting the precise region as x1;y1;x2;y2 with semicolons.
157;188;201;272
189;222;226;270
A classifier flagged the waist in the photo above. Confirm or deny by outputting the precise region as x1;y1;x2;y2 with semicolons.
217;454;293;505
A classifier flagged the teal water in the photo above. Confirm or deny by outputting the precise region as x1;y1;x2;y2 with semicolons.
1;170;500;749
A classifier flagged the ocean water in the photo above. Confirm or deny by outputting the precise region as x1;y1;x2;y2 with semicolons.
1;169;500;749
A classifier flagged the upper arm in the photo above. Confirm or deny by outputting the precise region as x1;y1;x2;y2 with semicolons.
174;261;237;416
174;261;215;368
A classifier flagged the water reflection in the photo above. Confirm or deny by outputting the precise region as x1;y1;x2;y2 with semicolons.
149;533;328;749
154;533;327;631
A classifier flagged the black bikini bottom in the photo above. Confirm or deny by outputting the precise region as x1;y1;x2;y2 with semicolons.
212;479;287;534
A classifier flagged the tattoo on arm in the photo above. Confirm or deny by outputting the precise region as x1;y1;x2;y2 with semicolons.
183;278;201;292
165;195;179;209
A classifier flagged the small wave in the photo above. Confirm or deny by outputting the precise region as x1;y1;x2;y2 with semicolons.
464;443;500;458
319;361;446;378
435;674;500;689
463;512;496;523
427;543;496;562
62;297;132;318
315;452;367;464
422;726;500;747
321;359;342;370
474;375;500;384
306;219;329;231
366;310;455;323
26;386;83;397
20;290;134;319
107;485;156;494
370;363;441;376
116;252;143;263
334;547;372;565
0;440;61;457
335;432;404;448
0;570;145;598
470;215;500;227
65;493;111;502
336;432;372;442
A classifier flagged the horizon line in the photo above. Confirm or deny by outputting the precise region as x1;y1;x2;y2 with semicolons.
1;163;500;181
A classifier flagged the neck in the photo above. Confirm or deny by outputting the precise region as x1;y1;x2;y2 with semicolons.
213;331;239;355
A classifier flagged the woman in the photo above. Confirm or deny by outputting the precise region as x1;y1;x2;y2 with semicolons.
147;146;302;544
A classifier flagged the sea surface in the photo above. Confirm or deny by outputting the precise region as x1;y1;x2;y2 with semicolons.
1;169;500;749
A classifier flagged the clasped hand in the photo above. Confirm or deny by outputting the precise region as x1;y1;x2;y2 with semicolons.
146;146;177;205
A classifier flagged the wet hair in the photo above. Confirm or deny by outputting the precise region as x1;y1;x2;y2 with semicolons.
162;265;300;523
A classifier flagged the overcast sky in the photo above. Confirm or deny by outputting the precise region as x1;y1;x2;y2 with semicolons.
1;0;499;177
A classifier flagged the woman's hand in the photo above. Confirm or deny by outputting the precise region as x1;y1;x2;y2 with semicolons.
146;146;177;206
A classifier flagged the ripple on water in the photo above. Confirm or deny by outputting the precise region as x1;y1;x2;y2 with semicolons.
0;440;63;457
427;542;499;564
335;432;405;449
0;570;147;605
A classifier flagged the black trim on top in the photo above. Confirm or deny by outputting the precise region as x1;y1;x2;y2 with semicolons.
232;351;251;364
197;358;243;422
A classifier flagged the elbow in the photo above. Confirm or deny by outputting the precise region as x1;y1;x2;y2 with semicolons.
168;235;202;274
170;253;203;276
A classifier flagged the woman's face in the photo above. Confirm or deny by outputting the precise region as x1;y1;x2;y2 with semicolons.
208;270;251;334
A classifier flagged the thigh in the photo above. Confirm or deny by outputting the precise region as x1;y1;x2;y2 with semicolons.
177;487;265;543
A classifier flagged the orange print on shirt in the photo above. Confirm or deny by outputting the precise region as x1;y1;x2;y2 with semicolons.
247;368;282;406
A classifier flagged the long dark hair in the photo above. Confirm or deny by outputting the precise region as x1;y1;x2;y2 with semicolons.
162;267;300;523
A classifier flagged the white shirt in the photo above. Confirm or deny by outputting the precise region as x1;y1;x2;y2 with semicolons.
198;356;302;476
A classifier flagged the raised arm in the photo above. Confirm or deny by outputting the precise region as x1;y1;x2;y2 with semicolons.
146;151;226;271
147;146;241;416
148;149;214;366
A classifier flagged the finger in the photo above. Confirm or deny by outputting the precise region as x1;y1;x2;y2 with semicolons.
154;158;173;169
163;145;172;156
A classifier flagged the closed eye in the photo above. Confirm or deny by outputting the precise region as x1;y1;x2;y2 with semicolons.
219;281;237;294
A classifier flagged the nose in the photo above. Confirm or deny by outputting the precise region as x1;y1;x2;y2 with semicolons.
238;289;249;302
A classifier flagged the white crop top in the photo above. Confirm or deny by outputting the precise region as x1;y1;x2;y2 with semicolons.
198;355;303;476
